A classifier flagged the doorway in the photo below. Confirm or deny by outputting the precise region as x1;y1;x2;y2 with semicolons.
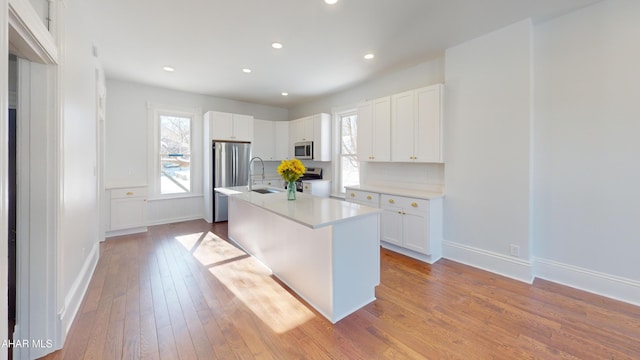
8;107;16;347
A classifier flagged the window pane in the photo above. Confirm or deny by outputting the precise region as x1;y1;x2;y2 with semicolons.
160;115;191;194
341;115;357;155
341;155;359;193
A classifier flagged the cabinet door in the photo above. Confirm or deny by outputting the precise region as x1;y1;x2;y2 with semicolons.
290;119;304;143
381;208;403;246
403;211;429;254
372;97;391;162
233;114;253;142
302;116;314;142
274;121;290;160
414;85;442;163
356;102;373;161
391;90;415;162
110;197;146;230
253;120;275;160
211;112;234;140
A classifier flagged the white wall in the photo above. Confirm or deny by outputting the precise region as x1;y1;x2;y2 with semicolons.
58;0;103;338
533;0;640;303
105;79;288;224
443;20;533;281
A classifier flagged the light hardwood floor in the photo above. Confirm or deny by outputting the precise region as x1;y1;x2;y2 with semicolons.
40;220;640;359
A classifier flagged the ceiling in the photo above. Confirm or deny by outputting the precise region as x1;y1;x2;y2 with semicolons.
87;0;600;108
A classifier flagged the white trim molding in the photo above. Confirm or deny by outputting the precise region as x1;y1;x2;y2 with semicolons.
443;240;534;283
534;257;640;307
58;242;99;336
8;0;58;64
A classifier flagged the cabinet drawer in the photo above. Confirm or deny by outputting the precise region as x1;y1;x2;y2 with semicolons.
346;190;379;207
380;194;428;213
111;187;148;199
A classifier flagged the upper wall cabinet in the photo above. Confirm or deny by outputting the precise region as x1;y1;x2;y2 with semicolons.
290;116;315;143
206;111;253;142
253;119;290;161
391;84;443;163
289;113;331;161
357;96;391;162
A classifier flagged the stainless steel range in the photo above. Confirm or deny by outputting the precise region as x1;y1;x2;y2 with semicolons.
286;167;323;192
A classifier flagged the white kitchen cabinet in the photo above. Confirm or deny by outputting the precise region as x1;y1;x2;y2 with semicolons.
289;113;331;161
253;119;276;160
206;111;253;142
274;121;290;160
380;194;430;254
289;116;314;143
253;119;290;161
345;189;380;207
302;180;331;198
391;84;443;163
357;97;391;162
345;186;443;264
109;187;147;232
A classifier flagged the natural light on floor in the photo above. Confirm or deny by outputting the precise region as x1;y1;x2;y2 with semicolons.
174;231;315;333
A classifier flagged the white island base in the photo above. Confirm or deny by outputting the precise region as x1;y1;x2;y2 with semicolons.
227;193;380;323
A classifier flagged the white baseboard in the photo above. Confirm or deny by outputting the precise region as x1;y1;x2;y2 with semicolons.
381;241;442;264
105;226;148;238
534;257;640;307
58;241;100;340
442;240;534;283
146;214;203;226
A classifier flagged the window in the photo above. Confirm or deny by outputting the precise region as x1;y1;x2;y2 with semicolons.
148;103;200;198
159;115;191;194
338;111;359;194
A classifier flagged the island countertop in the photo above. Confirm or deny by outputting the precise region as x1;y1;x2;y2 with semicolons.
215;186;381;229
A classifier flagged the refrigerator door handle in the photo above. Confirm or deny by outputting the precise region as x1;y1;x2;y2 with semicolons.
233;145;238;187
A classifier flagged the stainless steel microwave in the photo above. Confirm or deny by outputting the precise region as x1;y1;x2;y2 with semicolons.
294;141;313;159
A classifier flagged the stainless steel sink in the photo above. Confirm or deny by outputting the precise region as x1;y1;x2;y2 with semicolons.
251;188;281;194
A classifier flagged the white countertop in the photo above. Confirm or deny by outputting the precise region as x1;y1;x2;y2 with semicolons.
345;185;444;200
215;186;381;229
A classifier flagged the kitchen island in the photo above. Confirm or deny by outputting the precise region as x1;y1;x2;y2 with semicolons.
217;186;382;323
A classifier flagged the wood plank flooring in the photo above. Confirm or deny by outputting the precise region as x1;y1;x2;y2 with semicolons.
40;220;640;359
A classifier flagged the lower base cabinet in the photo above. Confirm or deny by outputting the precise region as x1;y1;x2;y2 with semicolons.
109;186;148;234
346;187;442;263
380;194;430;254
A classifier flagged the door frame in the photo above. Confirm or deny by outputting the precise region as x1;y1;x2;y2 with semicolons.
5;0;62;359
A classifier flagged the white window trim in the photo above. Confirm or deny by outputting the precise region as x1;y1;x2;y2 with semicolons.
147;102;202;200
331;105;359;198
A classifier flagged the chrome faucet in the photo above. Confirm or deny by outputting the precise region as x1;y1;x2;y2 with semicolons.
248;156;265;191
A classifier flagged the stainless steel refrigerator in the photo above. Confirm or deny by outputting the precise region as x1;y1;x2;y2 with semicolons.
213;141;251;222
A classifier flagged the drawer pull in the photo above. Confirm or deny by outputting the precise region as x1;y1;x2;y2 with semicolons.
366;195;372;200
304;185;309;189
350;193;355;197
411;202;418;207
388;199;395;204
126;192;134;196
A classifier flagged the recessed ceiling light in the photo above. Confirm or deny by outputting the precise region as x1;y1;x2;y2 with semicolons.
325;0;338;4
272;42;283;49
364;53;375;60
163;66;175;72
242;68;252;73
281;92;289;96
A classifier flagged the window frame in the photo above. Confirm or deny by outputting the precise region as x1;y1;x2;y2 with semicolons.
147;103;201;199
332;107;360;197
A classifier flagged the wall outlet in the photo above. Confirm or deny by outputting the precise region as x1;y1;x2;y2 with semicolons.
509;244;520;257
